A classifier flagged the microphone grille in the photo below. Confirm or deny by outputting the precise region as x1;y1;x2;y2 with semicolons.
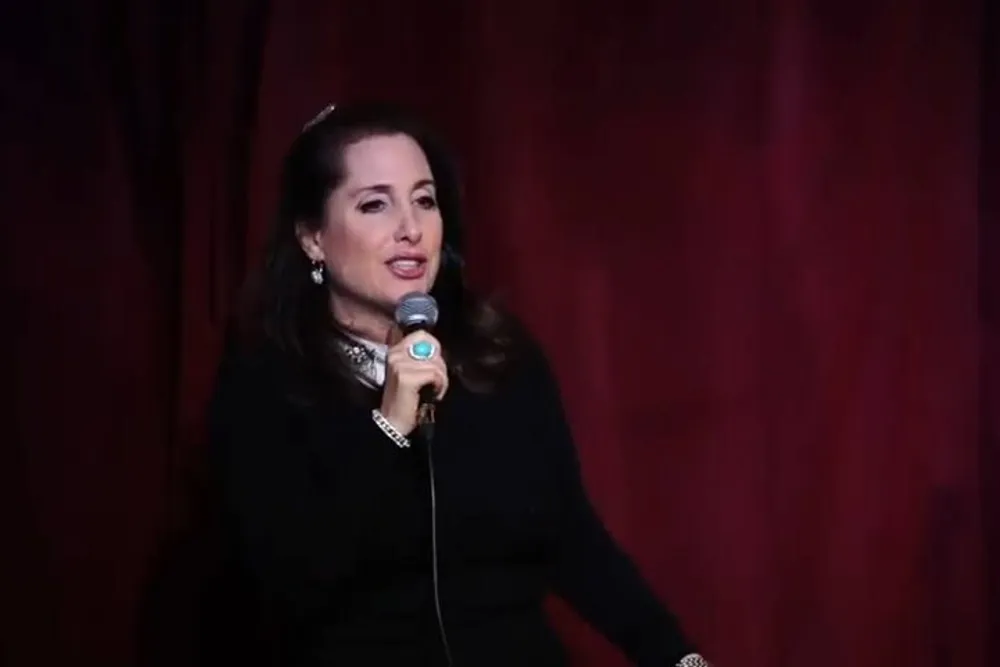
394;292;439;329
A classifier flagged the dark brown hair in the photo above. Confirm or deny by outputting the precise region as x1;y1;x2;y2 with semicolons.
235;102;523;405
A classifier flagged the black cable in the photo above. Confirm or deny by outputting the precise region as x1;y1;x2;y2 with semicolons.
420;420;454;667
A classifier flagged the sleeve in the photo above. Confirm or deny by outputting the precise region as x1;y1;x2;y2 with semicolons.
523;346;701;666
205;349;392;621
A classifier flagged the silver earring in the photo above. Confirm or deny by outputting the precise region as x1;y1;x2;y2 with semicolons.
310;261;325;285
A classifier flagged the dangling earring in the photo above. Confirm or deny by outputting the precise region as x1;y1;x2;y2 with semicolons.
310;260;325;285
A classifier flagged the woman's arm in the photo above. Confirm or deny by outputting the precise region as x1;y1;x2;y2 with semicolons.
522;345;706;666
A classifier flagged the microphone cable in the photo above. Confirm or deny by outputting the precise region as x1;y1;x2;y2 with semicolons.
419;408;454;667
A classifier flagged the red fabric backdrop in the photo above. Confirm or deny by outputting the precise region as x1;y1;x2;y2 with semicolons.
2;1;996;666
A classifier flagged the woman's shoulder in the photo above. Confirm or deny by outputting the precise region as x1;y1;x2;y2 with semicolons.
213;333;286;391
209;330;324;418
211;329;372;417
480;311;561;401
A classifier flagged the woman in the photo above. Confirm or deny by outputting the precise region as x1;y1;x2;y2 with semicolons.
208;101;709;667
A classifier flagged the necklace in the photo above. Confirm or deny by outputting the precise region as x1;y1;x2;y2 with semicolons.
341;335;387;388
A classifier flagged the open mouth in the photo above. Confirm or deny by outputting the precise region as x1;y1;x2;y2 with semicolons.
386;256;427;279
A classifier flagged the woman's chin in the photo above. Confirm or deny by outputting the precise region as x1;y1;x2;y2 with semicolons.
385;280;431;301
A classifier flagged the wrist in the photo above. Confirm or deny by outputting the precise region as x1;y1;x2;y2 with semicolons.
377;402;415;434
371;409;411;449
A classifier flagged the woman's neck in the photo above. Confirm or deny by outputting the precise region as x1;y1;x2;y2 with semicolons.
330;293;394;345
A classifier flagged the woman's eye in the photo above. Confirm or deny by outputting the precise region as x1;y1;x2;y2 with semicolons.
358;199;387;214
416;195;438;210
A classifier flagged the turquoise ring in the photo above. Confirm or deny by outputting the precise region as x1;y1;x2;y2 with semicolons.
408;340;436;361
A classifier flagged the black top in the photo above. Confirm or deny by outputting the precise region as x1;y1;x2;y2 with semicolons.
207;338;696;667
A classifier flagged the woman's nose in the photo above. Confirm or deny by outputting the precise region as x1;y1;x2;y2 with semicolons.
395;205;422;243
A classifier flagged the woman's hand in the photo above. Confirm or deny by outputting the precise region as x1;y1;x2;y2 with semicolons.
379;330;449;435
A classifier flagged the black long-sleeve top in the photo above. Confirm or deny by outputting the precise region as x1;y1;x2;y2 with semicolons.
207;338;697;666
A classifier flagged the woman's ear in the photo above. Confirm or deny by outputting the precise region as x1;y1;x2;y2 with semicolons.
295;222;325;262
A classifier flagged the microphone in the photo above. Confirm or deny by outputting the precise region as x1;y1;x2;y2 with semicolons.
394;291;439;336
394;292;440;432
394;291;453;663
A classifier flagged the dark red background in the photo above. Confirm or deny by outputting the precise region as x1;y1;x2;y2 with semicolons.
2;1;997;666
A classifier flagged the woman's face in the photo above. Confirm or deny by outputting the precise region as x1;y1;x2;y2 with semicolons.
298;133;443;333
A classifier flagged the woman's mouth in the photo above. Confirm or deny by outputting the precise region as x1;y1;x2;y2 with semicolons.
386;257;427;280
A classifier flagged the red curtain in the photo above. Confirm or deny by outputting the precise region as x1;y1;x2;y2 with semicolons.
2;1;996;666
980;0;1000;662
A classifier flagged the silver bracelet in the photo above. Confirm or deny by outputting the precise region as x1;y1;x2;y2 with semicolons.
677;655;710;667
371;410;411;448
